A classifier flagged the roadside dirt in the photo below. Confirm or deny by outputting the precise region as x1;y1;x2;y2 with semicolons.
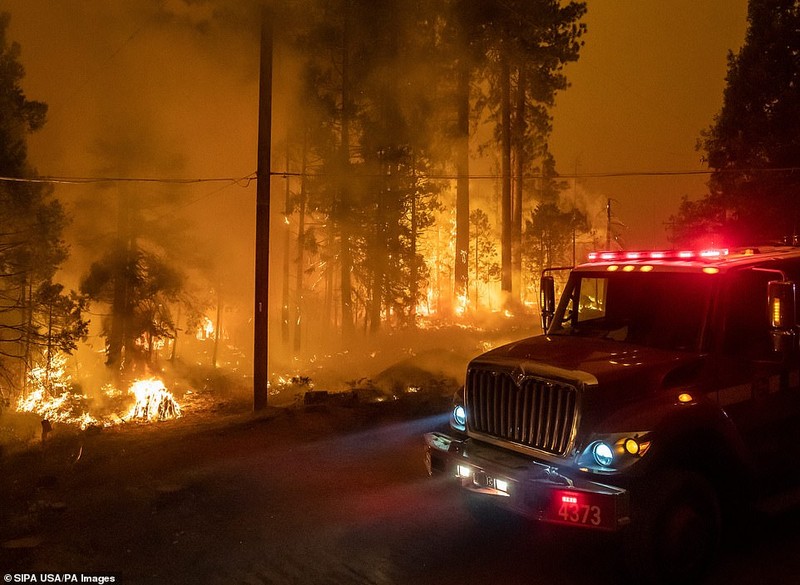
0;395;452;584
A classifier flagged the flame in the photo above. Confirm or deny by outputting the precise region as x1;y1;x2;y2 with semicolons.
15;354;184;428
196;316;215;340
15;354;101;430
416;286;436;317
17;387;100;430
454;292;469;316
134;334;166;351
126;378;182;422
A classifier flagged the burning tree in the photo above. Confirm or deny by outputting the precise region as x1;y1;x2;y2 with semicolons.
0;12;85;396
81;247;185;374
280;0;587;345
72;108;215;376
17;352;97;429
473;0;587;301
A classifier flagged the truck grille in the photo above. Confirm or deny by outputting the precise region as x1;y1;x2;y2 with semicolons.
466;368;578;456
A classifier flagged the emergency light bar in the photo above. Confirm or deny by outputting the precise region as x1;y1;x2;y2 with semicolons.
587;248;729;262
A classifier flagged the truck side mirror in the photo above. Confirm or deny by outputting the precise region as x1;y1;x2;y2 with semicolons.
768;280;797;354
540;275;556;332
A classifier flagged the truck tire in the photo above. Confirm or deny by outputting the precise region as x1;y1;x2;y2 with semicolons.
623;469;721;584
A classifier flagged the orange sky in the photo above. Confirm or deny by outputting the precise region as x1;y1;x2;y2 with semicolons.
4;0;749;254
549;0;748;247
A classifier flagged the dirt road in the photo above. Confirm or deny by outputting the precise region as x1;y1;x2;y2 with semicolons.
2;402;800;584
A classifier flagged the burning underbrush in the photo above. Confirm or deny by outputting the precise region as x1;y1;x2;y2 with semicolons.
16;376;184;430
3;353;200;448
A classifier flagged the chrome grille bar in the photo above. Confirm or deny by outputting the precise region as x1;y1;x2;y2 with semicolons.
466;368;578;456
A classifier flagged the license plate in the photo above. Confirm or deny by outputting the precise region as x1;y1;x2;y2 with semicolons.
543;488;617;530
475;472;511;495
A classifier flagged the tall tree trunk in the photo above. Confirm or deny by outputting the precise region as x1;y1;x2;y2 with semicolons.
324;224;334;335
45;301;53;388
281;149;291;346
473;230;479;310
212;286;222;368
293;134;308;354
454;59;471;309
22;278;33;394
338;0;355;343
170;304;180;363
410;185;418;327
369;164;386;334
500;51;512;295
512;67;526;300
108;189;131;376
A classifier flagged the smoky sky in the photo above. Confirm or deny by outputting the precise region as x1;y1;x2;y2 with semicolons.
5;0;748;259
0;0;754;393
4;0;263;293
549;0;748;247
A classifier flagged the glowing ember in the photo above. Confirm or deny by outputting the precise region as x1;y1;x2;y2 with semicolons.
102;383;124;398
126;379;182;422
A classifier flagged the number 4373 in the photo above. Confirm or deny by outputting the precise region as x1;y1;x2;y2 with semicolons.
558;502;602;526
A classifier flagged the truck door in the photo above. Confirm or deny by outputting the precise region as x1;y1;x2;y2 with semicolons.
714;268;790;475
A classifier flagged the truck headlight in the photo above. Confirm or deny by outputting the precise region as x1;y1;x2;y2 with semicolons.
451;404;467;431
591;441;614;467
450;390;467;432
453;405;467;427
577;432;652;473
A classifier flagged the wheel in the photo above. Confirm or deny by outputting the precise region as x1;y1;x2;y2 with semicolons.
623;469;721;584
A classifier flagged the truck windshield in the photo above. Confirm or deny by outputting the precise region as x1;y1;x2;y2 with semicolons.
549;271;714;352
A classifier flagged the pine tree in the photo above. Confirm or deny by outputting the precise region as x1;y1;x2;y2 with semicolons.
476;0;586;299
677;0;800;245
0;12;83;394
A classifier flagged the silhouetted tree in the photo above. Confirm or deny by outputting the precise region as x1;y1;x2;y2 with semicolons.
469;209;500;310
81;248;183;374
0;12;82;394
676;0;800;245
477;0;586;299
524;201;589;278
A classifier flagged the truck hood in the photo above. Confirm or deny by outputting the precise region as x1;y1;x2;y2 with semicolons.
473;334;702;394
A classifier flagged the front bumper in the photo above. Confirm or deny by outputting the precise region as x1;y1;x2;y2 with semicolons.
425;431;630;531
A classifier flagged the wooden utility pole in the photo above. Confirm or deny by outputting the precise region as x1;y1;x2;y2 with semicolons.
254;5;273;410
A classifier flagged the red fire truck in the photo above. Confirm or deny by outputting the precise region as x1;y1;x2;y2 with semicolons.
425;245;800;582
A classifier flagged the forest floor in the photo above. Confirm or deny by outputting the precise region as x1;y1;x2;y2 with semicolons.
0;315;534;583
3;316;800;585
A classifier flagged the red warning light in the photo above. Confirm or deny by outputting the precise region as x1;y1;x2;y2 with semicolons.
587;248;729;263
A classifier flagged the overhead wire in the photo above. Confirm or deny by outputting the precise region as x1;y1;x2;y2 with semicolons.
2;166;799;187
0;174;256;186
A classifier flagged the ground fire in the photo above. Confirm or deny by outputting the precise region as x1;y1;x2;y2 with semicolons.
15;354;184;428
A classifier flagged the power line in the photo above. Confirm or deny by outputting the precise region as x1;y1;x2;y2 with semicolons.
2;165;799;186
0;174;256;186
272;166;800;180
